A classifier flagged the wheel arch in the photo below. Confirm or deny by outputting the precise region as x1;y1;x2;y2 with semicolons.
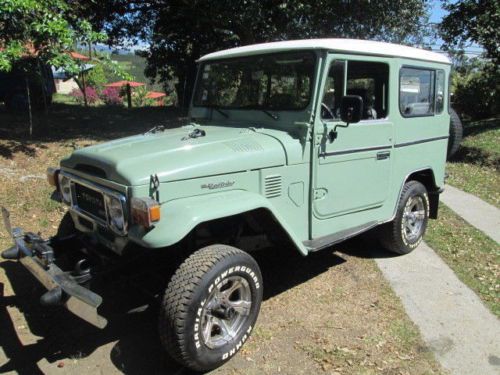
394;168;441;220
128;190;308;255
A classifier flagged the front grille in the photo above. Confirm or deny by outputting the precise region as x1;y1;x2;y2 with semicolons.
74;183;107;221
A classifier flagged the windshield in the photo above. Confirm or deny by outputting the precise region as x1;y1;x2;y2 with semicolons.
193;51;316;111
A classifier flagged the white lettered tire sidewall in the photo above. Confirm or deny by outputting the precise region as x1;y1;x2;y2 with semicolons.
189;259;262;366
396;182;429;252
163;246;263;371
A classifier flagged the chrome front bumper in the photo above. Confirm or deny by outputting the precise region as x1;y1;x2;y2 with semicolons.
1;207;107;329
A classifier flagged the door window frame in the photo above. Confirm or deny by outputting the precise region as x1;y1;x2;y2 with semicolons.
317;55;391;124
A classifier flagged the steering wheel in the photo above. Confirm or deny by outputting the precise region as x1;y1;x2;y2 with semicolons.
321;103;335;119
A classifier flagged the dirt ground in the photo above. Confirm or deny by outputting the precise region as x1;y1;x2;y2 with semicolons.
0;105;444;374
0;240;444;375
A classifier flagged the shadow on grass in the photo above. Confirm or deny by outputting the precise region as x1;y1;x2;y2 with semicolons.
0;103;186;159
462;117;500;138
0;237;395;374
450;145;500;169
447;117;500;168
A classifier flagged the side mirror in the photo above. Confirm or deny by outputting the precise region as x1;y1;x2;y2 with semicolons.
340;95;364;124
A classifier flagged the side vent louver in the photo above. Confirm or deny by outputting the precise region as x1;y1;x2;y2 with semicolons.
264;175;282;198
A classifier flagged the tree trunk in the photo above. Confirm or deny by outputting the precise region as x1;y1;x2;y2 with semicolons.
81;71;88;107
176;63;197;110
37;59;48;114
25;77;33;138
126;83;132;108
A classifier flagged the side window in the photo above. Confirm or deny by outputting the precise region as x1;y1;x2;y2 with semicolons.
321;60;345;120
346;61;389;120
435;70;445;114
400;67;436;117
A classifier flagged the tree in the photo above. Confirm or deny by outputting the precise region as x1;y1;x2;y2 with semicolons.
0;1;86;131
0;0;92;74
440;0;500;64
77;0;434;108
440;1;500;119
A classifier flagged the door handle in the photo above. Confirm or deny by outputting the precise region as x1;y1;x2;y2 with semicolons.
376;151;390;160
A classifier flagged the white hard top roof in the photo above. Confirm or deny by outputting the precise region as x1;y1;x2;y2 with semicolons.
199;38;451;65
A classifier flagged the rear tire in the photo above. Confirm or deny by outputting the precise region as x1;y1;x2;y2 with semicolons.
447;108;463;160
379;181;429;254
159;244;263;371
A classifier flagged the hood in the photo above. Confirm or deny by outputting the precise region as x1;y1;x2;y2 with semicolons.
61;125;286;186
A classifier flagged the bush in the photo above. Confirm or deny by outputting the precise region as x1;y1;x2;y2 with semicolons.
100;87;123;106
451;60;499;120
132;86;155;107
69;87;100;105
86;64;107;88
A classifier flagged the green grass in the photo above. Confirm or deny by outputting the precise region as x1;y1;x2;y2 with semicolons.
426;204;500;316
446;163;500;208
447;117;500;208
53;93;78;105
460;118;500;158
390;319;420;351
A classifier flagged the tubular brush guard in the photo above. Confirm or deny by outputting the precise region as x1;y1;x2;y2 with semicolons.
1;207;107;329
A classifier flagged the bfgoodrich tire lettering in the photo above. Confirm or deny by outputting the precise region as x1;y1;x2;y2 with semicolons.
159;245;263;371
380;181;429;254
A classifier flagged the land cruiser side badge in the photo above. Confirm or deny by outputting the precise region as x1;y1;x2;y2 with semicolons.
201;181;235;190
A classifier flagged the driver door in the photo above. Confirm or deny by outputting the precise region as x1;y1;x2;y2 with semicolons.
312;56;394;238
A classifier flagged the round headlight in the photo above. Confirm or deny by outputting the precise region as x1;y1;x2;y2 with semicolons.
106;195;125;232
58;174;72;204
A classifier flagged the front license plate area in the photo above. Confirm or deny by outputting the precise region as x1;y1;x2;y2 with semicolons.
74;184;106;221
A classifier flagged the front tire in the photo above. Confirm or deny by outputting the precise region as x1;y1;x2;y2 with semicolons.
379;181;429;254
159;245;263;371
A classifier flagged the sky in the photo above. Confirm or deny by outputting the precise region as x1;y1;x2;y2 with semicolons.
429;0;483;55
429;0;447;24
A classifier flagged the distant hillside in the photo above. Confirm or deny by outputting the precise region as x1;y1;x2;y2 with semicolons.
109;53;164;92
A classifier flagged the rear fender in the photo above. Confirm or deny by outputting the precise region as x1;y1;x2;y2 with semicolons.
128;190;308;255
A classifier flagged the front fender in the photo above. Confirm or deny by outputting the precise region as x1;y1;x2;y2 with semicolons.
128;190;308;255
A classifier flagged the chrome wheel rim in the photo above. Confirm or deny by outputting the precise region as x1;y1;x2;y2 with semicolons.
402;196;426;242
201;276;252;349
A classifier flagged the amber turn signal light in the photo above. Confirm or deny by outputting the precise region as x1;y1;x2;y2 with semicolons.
131;197;161;228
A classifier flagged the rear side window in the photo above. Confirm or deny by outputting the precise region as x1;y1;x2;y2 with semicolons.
400;67;435;117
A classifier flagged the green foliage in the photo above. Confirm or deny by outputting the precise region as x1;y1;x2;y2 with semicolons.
86;64;107;88
451;57;499;120
440;0;500;64
83;54;133;89
0;0;74;72
107;53;164;91
131;86;155;107
76;0;433;107
0;0;107;74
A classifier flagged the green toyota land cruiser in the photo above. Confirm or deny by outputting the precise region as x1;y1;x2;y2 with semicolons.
2;39;462;371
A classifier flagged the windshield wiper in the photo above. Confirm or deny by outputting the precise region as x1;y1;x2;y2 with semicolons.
145;125;166;134
262;110;279;121
212;107;229;118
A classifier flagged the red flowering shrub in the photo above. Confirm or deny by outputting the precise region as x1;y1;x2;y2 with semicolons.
69;87;99;105
100;87;123;106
